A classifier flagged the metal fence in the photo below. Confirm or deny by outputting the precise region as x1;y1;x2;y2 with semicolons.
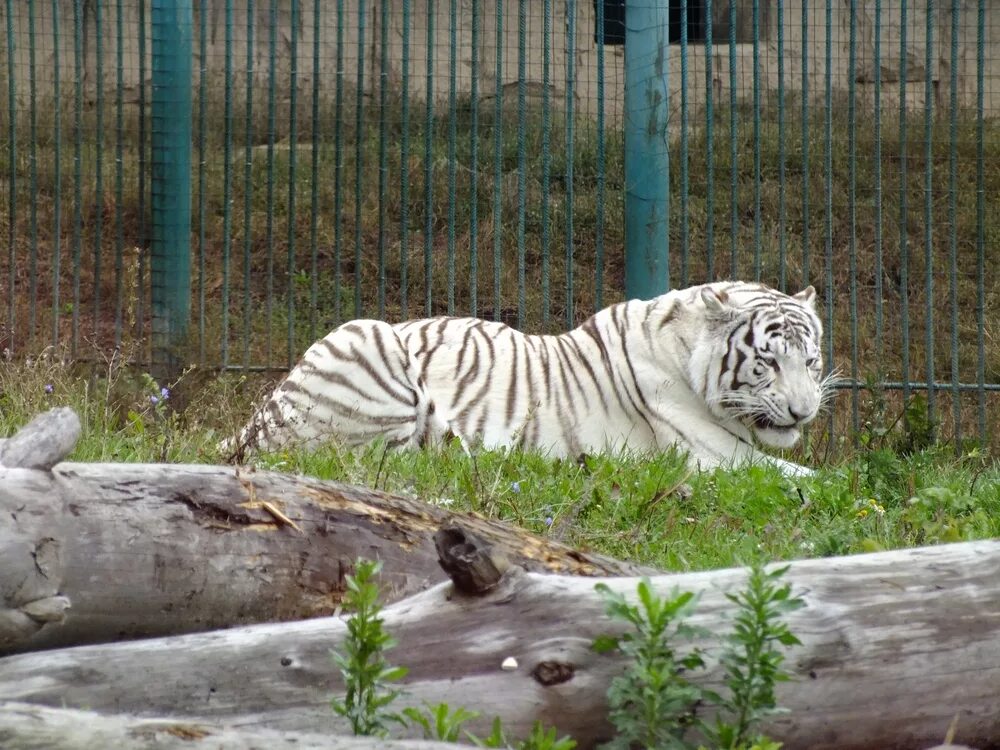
1;0;997;449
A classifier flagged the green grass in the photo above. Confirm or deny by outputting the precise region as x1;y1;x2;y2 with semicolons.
3;357;997;575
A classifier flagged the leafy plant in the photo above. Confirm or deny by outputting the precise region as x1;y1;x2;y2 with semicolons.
330;558;409;736
469;717;577;750
516;720;579;750
903;484;990;544
402;702;481;742
702;565;805;750
592;580;707;750
594;566;804;750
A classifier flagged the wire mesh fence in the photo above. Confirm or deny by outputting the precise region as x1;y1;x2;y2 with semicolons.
0;0;997;450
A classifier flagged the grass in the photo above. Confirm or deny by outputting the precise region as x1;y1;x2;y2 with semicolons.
2;355;997;575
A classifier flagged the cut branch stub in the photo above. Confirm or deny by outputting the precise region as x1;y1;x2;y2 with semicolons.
0;407;81;470
434;524;510;595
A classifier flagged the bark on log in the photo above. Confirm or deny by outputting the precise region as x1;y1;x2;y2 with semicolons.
0;702;463;750
1;441;652;654
0;407;80;470
1;541;998;750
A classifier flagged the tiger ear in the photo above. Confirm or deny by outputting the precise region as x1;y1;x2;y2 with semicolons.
700;287;731;316
793;285;817;308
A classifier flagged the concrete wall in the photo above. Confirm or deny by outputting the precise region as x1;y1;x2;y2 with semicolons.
4;0;999;123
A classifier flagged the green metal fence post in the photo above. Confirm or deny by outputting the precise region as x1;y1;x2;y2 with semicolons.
623;0;669;300
150;0;193;376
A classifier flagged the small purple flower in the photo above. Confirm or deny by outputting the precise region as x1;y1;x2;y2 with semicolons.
150;395;159;405
160;387;170;400
544;516;553;527
510;481;521;494
44;383;54;394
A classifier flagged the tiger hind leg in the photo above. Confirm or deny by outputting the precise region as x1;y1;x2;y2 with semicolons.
220;320;455;460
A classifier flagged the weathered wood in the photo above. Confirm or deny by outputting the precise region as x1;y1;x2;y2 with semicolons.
2;541;998;750
433;525;510;594
0;460;653;654
0;407;80;469
0;702;463;750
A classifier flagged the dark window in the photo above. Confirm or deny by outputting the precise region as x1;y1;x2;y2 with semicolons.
595;0;769;46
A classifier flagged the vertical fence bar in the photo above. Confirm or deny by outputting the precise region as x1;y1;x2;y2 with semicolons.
541;0;552;322
309;0;320;338
751;0;761;281
400;0;411;318
469;0;479;317
593;0;605;308
28;0;39;344
377;0;390;318
50;0;61;347
515;0;527;327
823;0;833;388
623;0;668;299
4;0;14;354
922;0;935;437
332;0;344;326
447;0;459;315
975;0;986;440
727;0;737;278
947;0;959;446
115;0;126;348
898;0;911;411
138;0;147;350
469;0;482;317
491;0;502;320
150;0;193;375
800;0;809;286
704;0;714;280
93;0;104;339
220;0;233;367
265;0;278;359
423;0;434;316
195;0;206;362
873;0;883;360
564;0;576;325
354;0;367;319
679;0;690;287
776;0;786;292
847;0;859;435
71;0;83;356
287;0;299;364
242;0;255;367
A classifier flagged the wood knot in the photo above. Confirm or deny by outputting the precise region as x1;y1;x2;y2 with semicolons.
532;661;575;686
433;525;510;595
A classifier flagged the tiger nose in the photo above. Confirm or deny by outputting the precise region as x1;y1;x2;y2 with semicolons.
788;406;807;422
788;399;818;423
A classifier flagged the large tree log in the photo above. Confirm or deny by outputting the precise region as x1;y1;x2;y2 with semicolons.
1;409;653;655
0;702;466;750
1;540;998;750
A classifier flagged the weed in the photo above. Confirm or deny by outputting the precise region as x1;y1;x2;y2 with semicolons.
594;565;804;750
592;580;707;750
330;558;409;736
469;717;578;750
703;565;805;750
402;703;481;742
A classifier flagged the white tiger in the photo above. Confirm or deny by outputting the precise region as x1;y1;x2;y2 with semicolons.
222;281;830;476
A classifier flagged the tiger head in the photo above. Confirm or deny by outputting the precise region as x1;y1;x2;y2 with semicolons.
697;282;828;450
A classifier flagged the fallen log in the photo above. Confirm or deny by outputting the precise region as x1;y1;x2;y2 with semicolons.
1;539;997;750
0;408;653;655
0;702;463;750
